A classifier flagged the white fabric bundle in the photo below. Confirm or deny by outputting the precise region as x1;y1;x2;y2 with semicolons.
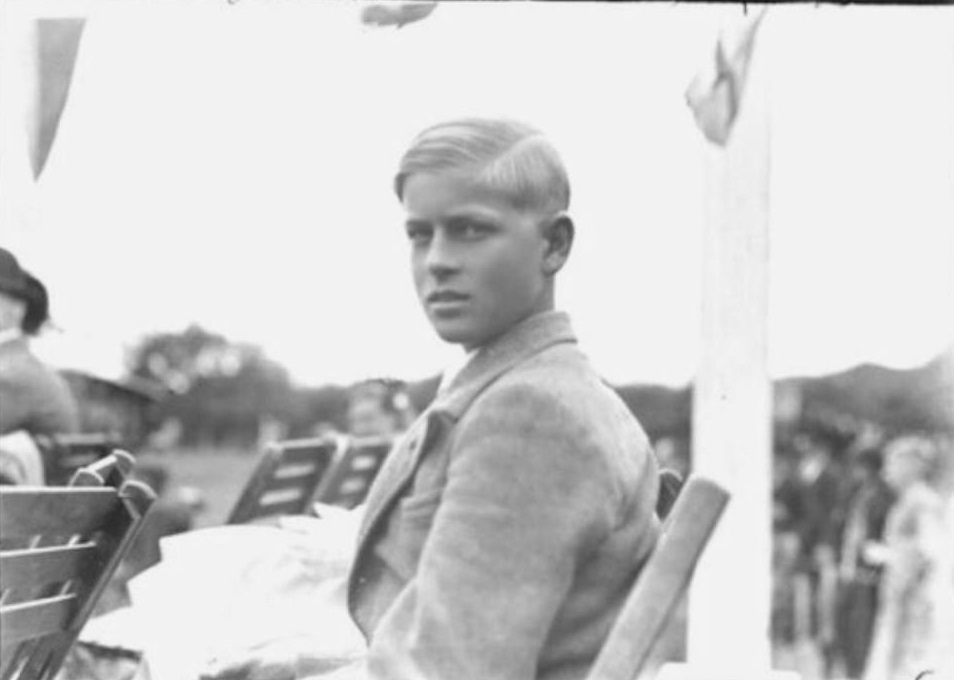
114;512;365;680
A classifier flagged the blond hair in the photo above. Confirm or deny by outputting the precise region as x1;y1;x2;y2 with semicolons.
394;117;570;213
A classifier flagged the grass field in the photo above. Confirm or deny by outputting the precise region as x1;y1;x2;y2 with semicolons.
137;447;261;527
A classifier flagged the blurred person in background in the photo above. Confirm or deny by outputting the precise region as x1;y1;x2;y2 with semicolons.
771;438;807;665
931;433;954;680
346;379;416;438
0;247;79;484
793;420;853;676
863;435;947;680
832;445;896;680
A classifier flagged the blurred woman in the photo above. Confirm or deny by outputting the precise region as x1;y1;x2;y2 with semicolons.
863;435;947;680
0;247;78;483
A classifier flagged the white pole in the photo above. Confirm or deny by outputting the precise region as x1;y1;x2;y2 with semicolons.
664;15;794;680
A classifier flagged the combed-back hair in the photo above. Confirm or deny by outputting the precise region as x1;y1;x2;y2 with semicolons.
394;117;570;213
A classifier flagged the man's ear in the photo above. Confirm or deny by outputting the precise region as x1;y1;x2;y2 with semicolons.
542;212;574;276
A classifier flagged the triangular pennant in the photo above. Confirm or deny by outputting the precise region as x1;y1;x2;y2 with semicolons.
685;7;767;147
30;18;87;179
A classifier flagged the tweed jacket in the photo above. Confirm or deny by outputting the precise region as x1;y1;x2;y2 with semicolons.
0;336;79;437
345;311;660;680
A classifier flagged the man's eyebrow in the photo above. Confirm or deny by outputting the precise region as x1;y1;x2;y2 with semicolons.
404;218;430;229
444;207;500;222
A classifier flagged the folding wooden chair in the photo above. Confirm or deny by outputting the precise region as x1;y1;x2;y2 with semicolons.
0;477;154;679
586;476;730;680
32;433;123;487
314;435;393;510
227;435;340;524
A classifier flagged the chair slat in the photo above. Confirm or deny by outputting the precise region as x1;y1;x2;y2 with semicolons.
250;497;311;519
263;472;320;494
272;462;319;480
258;487;306;507
279;441;338;467
0;489;118;539
586;477;730;680
0;544;99;592
0;595;76;645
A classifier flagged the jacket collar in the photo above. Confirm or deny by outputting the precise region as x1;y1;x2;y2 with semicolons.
429;310;576;421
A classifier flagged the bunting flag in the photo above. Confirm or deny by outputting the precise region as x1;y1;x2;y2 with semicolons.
30;18;87;179
685;7;767;147
360;2;438;29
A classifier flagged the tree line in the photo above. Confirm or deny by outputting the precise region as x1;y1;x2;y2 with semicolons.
125;326;953;450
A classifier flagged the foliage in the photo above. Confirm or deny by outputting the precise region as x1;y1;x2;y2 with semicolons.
126;325;295;448
126;326;952;452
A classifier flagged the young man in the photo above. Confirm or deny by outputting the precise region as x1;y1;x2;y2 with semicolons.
339;118;661;680
208;118;661;680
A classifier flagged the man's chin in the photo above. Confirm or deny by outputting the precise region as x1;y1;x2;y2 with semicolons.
430;320;476;348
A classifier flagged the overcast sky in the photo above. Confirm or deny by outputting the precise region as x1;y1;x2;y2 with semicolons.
2;1;952;387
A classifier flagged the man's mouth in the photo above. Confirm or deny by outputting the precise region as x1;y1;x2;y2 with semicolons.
427;291;469;304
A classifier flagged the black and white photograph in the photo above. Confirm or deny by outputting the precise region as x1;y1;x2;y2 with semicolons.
1;2;952;680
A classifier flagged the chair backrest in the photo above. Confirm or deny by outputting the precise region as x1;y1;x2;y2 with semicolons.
227;436;339;524
33;433;123;487
314;435;393;510
586;476;730;680
0;478;154;679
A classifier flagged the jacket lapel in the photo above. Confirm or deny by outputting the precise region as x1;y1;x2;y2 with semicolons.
353;410;437;551
350;312;577;575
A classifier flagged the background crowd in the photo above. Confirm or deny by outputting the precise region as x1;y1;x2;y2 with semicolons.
771;417;953;680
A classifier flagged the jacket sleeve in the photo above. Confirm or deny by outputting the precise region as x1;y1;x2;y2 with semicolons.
364;382;622;680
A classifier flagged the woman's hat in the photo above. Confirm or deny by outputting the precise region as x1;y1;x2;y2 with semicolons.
21;274;50;334
0;247;29;300
0;247;51;334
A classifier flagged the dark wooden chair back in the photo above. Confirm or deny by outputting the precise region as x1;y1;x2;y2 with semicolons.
585;476;730;680
655;468;685;521
33;434;123;487
314;435;393;510
0;475;154;679
227;436;339;524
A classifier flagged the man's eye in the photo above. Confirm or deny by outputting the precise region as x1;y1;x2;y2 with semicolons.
455;221;491;239
407;227;431;244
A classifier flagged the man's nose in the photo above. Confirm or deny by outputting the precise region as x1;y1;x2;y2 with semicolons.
425;230;459;276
